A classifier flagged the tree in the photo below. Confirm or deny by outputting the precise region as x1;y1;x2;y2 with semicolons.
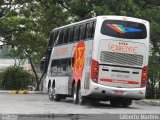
0;0;72;90
0;0;47;90
0;0;160;92
146;55;160;98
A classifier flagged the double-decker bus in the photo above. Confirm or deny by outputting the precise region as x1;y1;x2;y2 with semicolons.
41;16;149;107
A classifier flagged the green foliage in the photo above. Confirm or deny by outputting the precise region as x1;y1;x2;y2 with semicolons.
145;55;160;99
0;0;48;90
0;66;35;90
0;0;160;92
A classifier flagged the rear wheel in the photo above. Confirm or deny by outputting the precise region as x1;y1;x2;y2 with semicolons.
73;85;78;104
48;86;53;101
110;99;119;107
122;99;132;107
77;85;86;105
52;86;61;101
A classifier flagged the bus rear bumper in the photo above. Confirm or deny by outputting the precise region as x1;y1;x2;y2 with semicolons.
89;82;146;100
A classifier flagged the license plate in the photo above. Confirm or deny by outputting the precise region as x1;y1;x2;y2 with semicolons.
114;90;124;95
111;73;129;79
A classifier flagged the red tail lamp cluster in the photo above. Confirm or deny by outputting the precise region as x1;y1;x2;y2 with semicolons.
91;59;99;83
141;66;148;88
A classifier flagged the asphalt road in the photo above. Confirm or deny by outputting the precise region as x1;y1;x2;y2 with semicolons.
0;93;160;120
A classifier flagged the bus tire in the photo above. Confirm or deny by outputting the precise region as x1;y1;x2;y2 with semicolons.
110;100;119;107
48;86;53;101
52;86;61;101
73;85;78;104
77;85;86;105
122;99;132;107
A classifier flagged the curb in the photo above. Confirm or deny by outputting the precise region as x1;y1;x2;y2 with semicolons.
10;90;28;94
142;99;160;106
0;90;10;93
27;91;46;94
135;99;160;106
0;90;46;94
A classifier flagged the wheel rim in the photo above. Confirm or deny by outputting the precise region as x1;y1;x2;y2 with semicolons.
48;87;53;99
78;88;82;104
53;88;56;99
73;88;77;102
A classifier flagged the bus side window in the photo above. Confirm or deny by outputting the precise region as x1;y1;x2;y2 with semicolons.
91;21;96;38
69;27;74;43
54;31;60;46
84;23;89;39
57;60;61;74
63;28;69;44
57;30;64;45
88;22;93;38
53;31;59;46
51;60;58;76
67;58;72;74
79;25;85;40
74;26;80;41
61;59;67;71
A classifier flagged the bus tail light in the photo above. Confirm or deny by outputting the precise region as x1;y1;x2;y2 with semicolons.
91;59;99;83
141;66;148;88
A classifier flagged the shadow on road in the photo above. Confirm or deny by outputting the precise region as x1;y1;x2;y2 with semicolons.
60;98;140;110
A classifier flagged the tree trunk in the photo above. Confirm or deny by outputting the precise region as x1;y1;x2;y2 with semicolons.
159;79;160;99
36;71;46;91
29;57;39;91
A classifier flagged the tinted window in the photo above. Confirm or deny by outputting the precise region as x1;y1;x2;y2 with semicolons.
101;20;147;39
74;26;80;41
79;25;85;40
88;22;93;38
51;60;58;75
91;21;96;38
50;58;73;76
53;31;59;45
84;23;89;39
84;22;96;39
63;29;69;43
57;30;64;45
69;28;74;42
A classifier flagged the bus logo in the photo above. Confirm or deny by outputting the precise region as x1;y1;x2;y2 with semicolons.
106;24;142;34
73;41;85;81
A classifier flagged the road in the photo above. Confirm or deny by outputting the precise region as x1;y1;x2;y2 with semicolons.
0;93;160;120
0;93;160;114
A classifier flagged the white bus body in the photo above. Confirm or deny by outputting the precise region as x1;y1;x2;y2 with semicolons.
43;16;149;107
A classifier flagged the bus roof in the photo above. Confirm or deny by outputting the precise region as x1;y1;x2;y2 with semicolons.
51;15;149;32
51;17;97;32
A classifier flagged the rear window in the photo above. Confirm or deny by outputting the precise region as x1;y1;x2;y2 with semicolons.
101;20;147;39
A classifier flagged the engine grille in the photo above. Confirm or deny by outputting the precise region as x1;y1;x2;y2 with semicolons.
100;51;143;66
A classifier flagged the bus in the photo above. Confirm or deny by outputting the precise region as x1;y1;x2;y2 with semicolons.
41;16;150;107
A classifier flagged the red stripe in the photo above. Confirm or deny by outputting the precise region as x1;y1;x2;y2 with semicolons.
100;78;139;85
106;24;124;33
